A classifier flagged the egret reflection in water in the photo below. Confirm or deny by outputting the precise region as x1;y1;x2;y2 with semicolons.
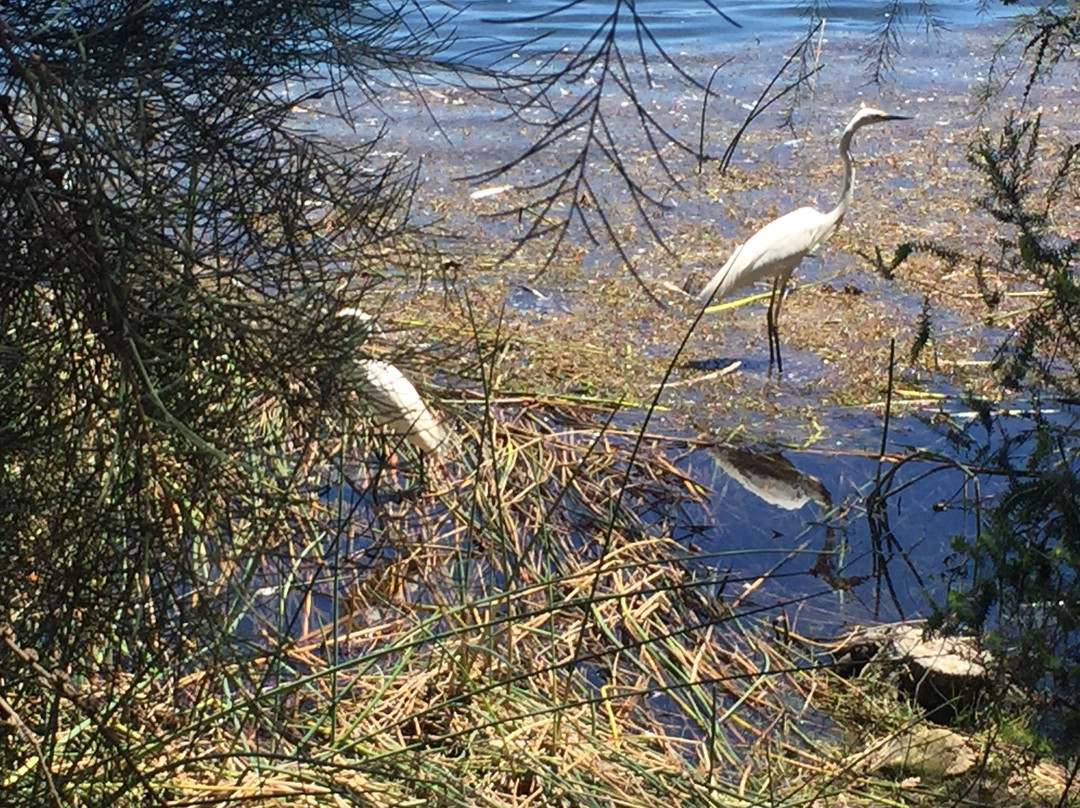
708;445;831;511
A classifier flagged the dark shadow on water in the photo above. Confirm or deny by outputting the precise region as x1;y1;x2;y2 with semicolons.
683;347;826;381
683;356;744;372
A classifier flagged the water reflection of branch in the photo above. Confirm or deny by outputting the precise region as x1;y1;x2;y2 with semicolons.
808;531;864;594
868;339;906;617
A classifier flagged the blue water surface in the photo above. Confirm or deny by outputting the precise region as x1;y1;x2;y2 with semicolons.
437;0;1032;60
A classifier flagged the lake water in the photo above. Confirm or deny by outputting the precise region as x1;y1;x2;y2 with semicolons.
438;0;1033;61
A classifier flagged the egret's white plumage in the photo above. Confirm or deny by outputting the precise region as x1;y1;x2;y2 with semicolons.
699;107;908;373
355;358;447;454
336;307;385;338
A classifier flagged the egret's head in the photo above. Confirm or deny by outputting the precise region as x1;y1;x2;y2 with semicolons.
336;307;386;339
844;107;909;133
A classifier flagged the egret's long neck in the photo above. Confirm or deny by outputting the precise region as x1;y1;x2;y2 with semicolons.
824;127;857;231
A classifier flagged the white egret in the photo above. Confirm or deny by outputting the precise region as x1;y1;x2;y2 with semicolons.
355;358;448;455
699;107;909;373
335;307;447;455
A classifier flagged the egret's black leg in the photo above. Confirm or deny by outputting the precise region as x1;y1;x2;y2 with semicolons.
766;282;777;372
767;275;786;375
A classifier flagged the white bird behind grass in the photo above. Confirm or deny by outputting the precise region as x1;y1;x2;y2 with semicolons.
355;358;447;455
